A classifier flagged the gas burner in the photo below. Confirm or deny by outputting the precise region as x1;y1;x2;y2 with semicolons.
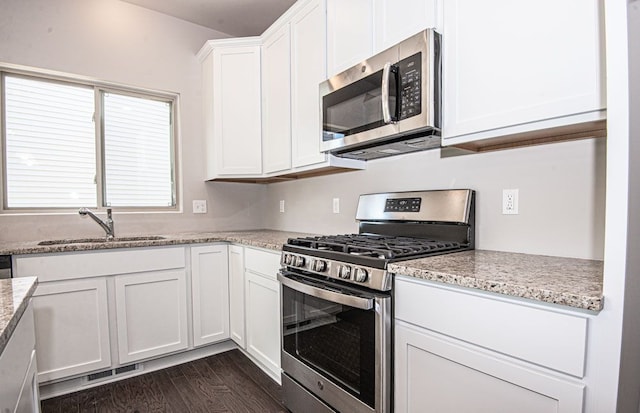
287;234;463;261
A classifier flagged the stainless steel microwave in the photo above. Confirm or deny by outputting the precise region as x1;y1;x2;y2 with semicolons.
320;29;441;161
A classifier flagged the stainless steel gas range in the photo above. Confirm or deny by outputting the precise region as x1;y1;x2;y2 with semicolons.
278;189;476;413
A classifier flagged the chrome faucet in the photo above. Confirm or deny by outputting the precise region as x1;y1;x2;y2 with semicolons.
78;208;115;240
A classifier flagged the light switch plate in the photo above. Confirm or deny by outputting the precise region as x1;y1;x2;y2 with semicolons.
193;200;207;214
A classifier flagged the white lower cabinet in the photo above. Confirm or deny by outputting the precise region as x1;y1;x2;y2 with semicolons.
394;276;586;413
228;245;246;347
191;245;230;347
229;245;282;382
114;270;189;364
245;271;281;380
0;304;41;413
31;278;111;382
395;321;584;413
14;246;195;383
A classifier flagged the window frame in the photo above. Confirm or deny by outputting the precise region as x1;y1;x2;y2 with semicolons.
0;63;180;214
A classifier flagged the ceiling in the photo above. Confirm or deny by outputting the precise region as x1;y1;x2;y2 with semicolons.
120;0;297;37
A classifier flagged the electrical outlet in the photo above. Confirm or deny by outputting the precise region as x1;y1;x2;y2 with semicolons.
333;198;340;214
192;200;207;214
502;189;519;215
279;200;285;213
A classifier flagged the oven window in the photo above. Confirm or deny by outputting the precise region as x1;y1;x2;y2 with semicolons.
322;69;397;141
282;285;376;408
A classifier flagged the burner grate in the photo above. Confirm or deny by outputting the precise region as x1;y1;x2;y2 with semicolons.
287;234;462;260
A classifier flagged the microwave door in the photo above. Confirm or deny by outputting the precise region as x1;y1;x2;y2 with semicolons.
321;66;399;151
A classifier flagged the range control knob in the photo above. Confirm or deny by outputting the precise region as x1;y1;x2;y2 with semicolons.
353;268;369;283
293;255;306;268
312;259;327;272
283;254;293;265
338;265;352;279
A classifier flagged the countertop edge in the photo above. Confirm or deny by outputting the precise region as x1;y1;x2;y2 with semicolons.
389;260;604;312
0;277;38;356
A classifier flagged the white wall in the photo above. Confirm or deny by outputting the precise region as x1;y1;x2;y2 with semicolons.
617;0;640;411
266;138;606;260
0;0;267;242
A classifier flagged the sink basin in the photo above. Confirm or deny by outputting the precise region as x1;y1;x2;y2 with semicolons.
38;236;166;246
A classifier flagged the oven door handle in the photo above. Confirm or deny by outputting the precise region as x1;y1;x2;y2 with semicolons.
278;273;374;310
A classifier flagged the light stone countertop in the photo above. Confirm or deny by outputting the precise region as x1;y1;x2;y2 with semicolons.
0;229;314;256
388;250;604;311
0;230;605;312
0;277;37;355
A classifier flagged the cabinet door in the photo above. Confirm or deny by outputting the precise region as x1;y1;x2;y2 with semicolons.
0;304;38;413
442;0;605;144
32;279;111;382
374;0;439;53
326;0;374;76
15;350;40;413
114;270;188;364
191;245;229;347
290;0;327;168
262;24;292;174
245;271;281;382
395;321;584;413
212;45;262;175
228;245;246;348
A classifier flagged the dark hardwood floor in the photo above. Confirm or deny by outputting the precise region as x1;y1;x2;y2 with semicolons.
40;350;288;413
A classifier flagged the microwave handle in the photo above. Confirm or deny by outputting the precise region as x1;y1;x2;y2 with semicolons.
278;272;374;310
381;62;393;124
381;62;399;124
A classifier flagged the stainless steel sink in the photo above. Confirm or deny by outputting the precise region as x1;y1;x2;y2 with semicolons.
38;236;166;246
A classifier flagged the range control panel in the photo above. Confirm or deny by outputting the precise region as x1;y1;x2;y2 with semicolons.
384;197;422;213
281;252;391;291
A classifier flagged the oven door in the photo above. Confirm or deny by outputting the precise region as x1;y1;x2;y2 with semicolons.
278;270;391;413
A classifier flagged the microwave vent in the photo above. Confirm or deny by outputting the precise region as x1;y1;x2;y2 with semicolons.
332;130;441;161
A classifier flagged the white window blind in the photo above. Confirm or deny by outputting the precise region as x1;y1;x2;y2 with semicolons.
102;93;173;207
4;76;97;208
2;72;177;210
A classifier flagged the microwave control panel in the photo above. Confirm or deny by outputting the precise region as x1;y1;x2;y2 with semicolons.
398;52;422;120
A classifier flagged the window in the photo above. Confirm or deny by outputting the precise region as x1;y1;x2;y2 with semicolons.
1;70;177;210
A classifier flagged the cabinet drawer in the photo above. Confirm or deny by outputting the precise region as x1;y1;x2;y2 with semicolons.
395;277;588;377
15;246;186;282
244;247;281;280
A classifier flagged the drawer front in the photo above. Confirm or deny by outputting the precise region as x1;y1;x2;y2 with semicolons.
244;247;281;280
15;246;186;282
395;276;588;377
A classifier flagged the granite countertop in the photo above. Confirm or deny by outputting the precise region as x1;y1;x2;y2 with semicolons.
0;277;37;355
388;250;604;311
0;229;315;256
0;230;605;312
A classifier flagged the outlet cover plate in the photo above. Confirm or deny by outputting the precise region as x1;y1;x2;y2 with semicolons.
193;200;207;214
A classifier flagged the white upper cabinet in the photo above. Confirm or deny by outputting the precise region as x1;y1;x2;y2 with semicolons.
327;0;439;77
326;0;374;76
262;24;292;174
201;38;263;178
374;0;440;52
442;0;606;146
291;0;328;168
